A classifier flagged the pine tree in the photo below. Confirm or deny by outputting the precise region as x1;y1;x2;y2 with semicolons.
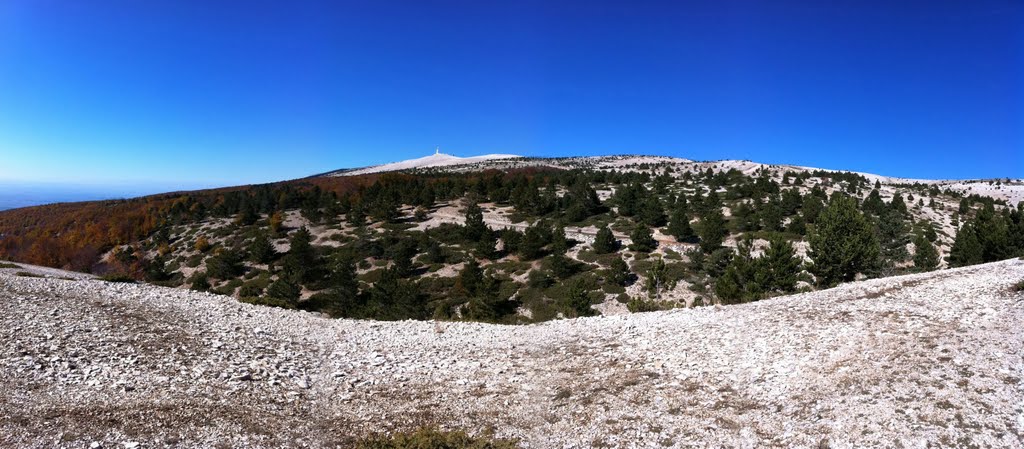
786;214;807;235
282;227;319;285
761;237;801;293
206;248;244;280
318;255;360;317
644;257;668;299
877;208;910;265
629;226;657;252
697;206;727;253
974;204;1010;262
666;207;696;243
759;196;784;232
714;265;744;305
639;197;667;227
609;256;633;286
890;193;908;216
550;226;569;255
562;279;595;318
265;277;300;305
190;271;210;292
808;194;880;287
463;202;488;241
801;194;824;224
455;259;484;296
248;231;276;264
949;222;983;267
912;234;939;272
519;223;547;260
144;255;171;282
475;231;498;260
862;189;885;216
593;226;619;254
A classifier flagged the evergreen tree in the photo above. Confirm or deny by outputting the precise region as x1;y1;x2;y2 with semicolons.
265;277;300;305
877;209;910;265
282;227;319;285
562;279;595;318
862;189;885;216
697;206;727;253
786;214;807;235
801;194;824;224
593;226;619;254
206;248;244;280
475;231;498;260
890;193;908;216
234;204;259;226
463;202;488;241
714;264;744;305
455;259;484;296
547;253;576;279
313;254;360;317
388;240;418;278
761;237;801;293
144;255;171;282
550;226;570;255
248;231;276;264
366;269;425;320
190;271;210;292
974;204;1010;262
912;234;939;272
519;223;548;260
609;256;633;286
644;257;668;299
759;196;784;232
949;222;983;267
629;226;657;252
666;207;696;242
731;201;758;232
808;194;880;287
639;197;667;227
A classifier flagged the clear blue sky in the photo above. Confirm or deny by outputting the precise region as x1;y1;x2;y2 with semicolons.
0;0;1020;191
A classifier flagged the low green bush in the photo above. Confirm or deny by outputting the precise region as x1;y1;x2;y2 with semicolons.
100;273;136;283
354;427;518;449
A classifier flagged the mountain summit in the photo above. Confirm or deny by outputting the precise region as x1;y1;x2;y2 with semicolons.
327;151;521;176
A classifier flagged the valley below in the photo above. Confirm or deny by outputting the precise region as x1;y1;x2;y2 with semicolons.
1;258;1022;448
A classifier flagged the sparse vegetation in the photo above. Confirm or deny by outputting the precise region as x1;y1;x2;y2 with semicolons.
0;156;1019;322
354;427;518;449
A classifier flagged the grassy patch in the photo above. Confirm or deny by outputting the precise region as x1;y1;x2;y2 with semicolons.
100;273;136;283
0;262;22;269
15;271;42;278
354;427;518;449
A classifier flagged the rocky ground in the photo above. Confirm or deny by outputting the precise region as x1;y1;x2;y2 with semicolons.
1;260;1022;448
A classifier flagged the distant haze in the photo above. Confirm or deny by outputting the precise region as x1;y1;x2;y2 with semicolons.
0;181;218;210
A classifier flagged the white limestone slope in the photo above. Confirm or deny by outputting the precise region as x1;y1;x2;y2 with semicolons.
328;152;521;176
1;258;1022;448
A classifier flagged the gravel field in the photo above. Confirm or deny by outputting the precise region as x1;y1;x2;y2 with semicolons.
1;260;1022;448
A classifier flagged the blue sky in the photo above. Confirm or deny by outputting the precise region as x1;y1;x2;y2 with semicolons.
0;0;1020;192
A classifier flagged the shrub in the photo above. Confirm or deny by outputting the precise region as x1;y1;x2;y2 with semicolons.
1012;279;1024;292
354;427;518;449
239;295;296;310
194;236;212;253
100;273;136;283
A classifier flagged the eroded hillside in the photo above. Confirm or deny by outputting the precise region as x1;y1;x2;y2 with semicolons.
1;259;1022;448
